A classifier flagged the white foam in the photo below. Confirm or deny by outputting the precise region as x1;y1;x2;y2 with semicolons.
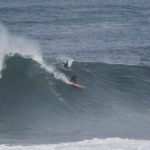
58;55;74;68
0;24;42;70
40;63;69;83
0;138;150;150
0;23;69;83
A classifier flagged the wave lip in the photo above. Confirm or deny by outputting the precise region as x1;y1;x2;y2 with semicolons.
0;138;150;150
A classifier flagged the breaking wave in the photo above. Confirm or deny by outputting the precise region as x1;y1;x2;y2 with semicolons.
1;138;150;150
0;53;150;144
0;24;150;145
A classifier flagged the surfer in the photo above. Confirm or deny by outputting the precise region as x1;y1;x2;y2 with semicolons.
63;61;69;69
70;75;77;83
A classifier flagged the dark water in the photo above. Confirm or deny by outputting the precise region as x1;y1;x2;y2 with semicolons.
1;0;150;64
0;0;150;144
0;54;150;144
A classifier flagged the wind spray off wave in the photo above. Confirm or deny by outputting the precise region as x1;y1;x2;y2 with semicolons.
0;24;69;83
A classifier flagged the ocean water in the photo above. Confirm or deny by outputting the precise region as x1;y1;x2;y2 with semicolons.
0;0;150;149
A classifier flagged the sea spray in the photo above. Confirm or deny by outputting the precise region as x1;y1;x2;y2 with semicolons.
0;24;69;83
58;55;74;68
0;24;42;71
39;63;69;83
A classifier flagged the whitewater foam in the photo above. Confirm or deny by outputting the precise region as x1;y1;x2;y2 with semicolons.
58;55;74;68
0;24;69;83
0;24;42;70
40;63;69;83
0;138;150;150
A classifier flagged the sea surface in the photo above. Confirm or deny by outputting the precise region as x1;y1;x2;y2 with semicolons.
0;0;150;149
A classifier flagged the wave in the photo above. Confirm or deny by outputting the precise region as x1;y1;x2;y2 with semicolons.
0;23;70;83
0;24;150;144
0;24;42;72
0;54;150;144
0;138;150;150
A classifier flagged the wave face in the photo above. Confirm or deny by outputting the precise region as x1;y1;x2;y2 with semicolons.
0;54;150;144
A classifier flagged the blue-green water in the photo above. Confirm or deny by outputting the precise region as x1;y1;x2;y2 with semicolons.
0;0;150;145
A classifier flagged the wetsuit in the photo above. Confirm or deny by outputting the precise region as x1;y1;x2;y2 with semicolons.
70;75;77;83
